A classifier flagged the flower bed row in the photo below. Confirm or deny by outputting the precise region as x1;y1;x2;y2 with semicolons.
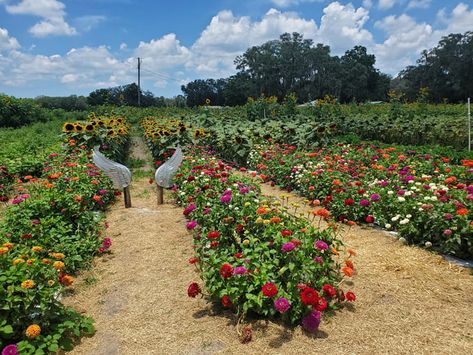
173;147;356;337
0;140;118;354
247;143;473;259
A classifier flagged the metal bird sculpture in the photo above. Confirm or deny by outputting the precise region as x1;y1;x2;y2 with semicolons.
92;146;132;189
155;146;183;188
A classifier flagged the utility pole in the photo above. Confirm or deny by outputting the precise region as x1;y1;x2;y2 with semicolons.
137;57;141;107
468;97;471;151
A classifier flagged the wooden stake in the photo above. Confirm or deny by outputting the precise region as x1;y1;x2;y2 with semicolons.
124;186;132;208
157;185;164;205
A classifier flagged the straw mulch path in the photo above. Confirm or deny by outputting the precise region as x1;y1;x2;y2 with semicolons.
63;142;473;354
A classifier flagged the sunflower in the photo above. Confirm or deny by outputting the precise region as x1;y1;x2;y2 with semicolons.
85;124;94;132
73;123;84;132
63;122;74;132
107;130;115;136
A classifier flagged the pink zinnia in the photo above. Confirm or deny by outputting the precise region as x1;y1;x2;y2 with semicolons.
274;297;291;313
220;191;232;204
2;344;18;355
314;240;328;251
186;220;198;230
234;266;247;275
281;242;295;252
359;199;370;207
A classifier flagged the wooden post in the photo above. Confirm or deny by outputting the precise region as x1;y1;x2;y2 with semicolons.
124;186;132;208
157;185;164;205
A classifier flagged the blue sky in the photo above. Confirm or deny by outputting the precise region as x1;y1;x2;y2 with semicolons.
0;0;472;98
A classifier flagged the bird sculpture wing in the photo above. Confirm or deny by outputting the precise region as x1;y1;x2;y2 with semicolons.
155;146;183;188
93;146;132;189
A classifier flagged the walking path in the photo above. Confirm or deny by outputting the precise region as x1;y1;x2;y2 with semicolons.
64;139;473;354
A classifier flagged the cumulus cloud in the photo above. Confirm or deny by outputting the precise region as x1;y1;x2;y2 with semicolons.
0;28;20;52
378;0;397;10
5;0;76;37
317;2;373;53
191;8;317;75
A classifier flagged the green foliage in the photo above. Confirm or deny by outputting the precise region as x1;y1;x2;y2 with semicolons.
0;95;47;128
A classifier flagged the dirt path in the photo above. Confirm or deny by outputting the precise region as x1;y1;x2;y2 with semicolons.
64;141;473;355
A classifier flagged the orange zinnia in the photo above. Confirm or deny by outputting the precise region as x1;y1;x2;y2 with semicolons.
347;248;357;256
342;266;353;277
457;208;468;216
256;206;268;215
345;259;354;269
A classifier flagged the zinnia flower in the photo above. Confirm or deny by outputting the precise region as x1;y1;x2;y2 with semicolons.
300;287;319;305
234;266;247;275
1;344;18;355
207;231;220;239
322;284;337;298
281;242;295;252
221;295;232;308
187;282;201;298
262;282;278;297
186;221;198;230
346;291;356;301
370;193;380;201
25;324;41;339
220;263;233;278
274;297;291;313
359;199;370;207
302;310;321;333
314;240;328;251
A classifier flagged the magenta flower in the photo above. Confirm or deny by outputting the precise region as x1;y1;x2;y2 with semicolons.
359;199;370;207
314;256;323;264
203;207;211;215
274;297;291;313
220;191;232;204
302;310;321;333
183;203;197;216
443;229;452;236
2;344;18;355
186;220;198;230
239;187;249;194
314;240;328;251
281;242;295;252
370;193;380;201
234;266;247;275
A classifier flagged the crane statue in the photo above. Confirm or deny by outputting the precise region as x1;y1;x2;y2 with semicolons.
93;146;132;208
155;146;183;204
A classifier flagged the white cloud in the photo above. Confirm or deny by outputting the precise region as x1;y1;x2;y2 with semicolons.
378;0;397;10
5;0;76;37
61;73;79;83
0;28;20;52
317;2;373;53
191;9;317;75
440;2;473;34
73;15;106;32
119;43;127;50
407;0;431;9
135;33;192;69
363;0;373;9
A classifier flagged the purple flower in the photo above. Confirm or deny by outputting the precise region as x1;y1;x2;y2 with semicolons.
186;220;198;230
359;199;370;207
397;190;405;196
302;310;321;333
314;256;323;264
2;344;18;355
234;266;247;275
314;240;328;251
239;187;249;194
98;189;108;195
274;297;291;313
203;207;211;215
281;242;295;252
370;193;380;201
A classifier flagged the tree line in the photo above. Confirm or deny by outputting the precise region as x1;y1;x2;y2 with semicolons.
182;31;473;106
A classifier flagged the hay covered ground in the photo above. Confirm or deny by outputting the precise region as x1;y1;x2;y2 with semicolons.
64;139;473;355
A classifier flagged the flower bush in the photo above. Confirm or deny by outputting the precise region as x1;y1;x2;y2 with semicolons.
0;140;119;354
174;147;355;332
248;143;473;258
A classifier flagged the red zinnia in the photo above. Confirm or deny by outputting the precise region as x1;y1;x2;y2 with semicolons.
207;231;220;239
322;284;337;299
314;297;327;311
220;263;233;278
262;282;278;298
365;215;375;223
187;282;201;298
300;287;319;305
188;257;198;264
346;291;356;302
221;295;232;308
344;198;355;206
281;229;292;237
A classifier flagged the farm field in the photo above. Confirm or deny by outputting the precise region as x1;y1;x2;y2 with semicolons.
1;104;471;354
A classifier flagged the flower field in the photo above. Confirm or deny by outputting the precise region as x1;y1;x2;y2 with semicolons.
247;143;473;258
173;147;355;334
0;116;130;354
